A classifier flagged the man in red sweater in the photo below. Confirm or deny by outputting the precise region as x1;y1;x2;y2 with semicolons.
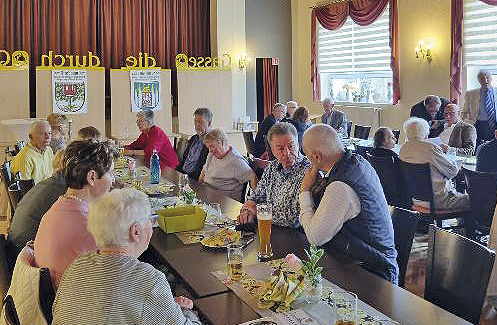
124;110;178;169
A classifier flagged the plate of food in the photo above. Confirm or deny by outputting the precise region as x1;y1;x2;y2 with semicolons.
257;269;305;312
200;228;241;248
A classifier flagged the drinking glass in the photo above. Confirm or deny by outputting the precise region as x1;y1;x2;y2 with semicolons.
334;290;358;325
210;203;222;218
227;243;243;281
178;174;188;195
257;204;273;260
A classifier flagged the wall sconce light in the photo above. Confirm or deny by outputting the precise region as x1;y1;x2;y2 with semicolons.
238;53;250;69
415;40;433;62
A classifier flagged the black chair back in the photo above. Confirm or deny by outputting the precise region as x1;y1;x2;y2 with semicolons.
400;161;435;212
354;144;370;158
346;121;352;138
2;295;20;325
13;141;24;156
463;167;497;235
242;131;258;157
425;225;495;324
1;162;16;216
392;129;400;144
0;235;12;298
367;153;404;206
390;207;420;288
39;268;55;324
353;124;371;140
7;179;35;212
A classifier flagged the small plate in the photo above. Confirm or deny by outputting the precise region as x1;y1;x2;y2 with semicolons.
200;228;241;248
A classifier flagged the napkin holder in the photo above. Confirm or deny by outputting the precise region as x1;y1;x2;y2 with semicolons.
157;206;206;233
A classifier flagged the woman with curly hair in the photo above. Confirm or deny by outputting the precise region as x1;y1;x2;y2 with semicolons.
34;140;116;288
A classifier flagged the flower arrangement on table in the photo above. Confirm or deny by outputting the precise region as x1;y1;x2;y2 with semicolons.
257;244;325;311
179;184;196;205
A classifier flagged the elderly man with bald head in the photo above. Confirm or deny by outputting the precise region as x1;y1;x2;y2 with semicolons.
11;120;54;184
299;124;398;284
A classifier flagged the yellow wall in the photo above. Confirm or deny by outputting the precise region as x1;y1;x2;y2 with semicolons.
292;0;452;136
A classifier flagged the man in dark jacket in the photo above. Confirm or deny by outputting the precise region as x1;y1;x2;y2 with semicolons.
476;130;497;173
410;95;450;138
254;103;287;157
176;108;211;180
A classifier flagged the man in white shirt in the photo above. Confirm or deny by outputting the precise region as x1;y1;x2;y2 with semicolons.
299;124;398;283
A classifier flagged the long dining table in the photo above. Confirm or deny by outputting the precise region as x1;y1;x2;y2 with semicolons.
130;162;471;325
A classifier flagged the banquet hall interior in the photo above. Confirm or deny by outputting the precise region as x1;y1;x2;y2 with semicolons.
1;0;497;324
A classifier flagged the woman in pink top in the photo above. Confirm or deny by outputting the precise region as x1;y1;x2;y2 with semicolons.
34;140;116;288
124;109;178;169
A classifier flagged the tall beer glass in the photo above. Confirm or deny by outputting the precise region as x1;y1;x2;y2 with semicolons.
257;204;273;259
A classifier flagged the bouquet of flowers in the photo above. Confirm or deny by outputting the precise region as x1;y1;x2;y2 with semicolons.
181;184;196;205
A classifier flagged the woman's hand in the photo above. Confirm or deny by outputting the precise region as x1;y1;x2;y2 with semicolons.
175;296;193;309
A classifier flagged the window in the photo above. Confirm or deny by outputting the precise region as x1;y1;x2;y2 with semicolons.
317;5;392;104
463;0;497;88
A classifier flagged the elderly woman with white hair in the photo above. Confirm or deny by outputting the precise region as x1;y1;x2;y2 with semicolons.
200;129;257;202
52;188;200;324
124;109;178;169
399;117;469;212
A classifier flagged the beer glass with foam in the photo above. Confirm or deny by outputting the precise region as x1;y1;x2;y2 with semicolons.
257;204;273;259
227;243;243;281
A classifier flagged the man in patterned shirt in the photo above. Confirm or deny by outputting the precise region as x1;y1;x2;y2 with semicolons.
238;122;311;227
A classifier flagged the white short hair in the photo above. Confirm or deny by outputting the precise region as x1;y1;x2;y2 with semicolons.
286;101;297;107
403;117;430;140
29;120;50;135
88;188;151;247
323;98;334;106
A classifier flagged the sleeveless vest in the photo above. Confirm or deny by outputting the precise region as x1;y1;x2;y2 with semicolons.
311;150;399;284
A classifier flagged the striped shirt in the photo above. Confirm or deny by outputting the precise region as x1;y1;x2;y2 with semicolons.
52;252;200;325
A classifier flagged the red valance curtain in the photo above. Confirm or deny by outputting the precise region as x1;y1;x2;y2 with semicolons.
311;0;400;104
262;58;279;118
450;0;497;104
0;0;210;114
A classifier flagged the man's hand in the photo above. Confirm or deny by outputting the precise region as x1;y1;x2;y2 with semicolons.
440;143;449;153
301;166;319;192
175;296;193;309
237;200;257;224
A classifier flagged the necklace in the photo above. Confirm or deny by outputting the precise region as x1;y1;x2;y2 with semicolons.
62;193;87;203
97;249;129;256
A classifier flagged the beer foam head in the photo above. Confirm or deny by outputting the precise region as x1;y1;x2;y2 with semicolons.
258;211;272;220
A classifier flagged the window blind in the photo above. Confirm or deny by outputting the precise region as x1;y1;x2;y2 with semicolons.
463;0;497;67
317;5;392;78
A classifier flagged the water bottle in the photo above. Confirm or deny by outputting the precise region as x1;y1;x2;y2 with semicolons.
150;149;160;184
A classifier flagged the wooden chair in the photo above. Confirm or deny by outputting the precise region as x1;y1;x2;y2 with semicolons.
462;167;497;240
425;225;495;324
399;161;469;227
390;207;420;288
242;131;257;157
353;124;371;140
367;153;406;207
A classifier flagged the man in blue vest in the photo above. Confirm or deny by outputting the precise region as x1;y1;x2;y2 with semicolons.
299;124;398;284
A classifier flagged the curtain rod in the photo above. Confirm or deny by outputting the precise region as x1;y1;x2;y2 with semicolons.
309;0;352;9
